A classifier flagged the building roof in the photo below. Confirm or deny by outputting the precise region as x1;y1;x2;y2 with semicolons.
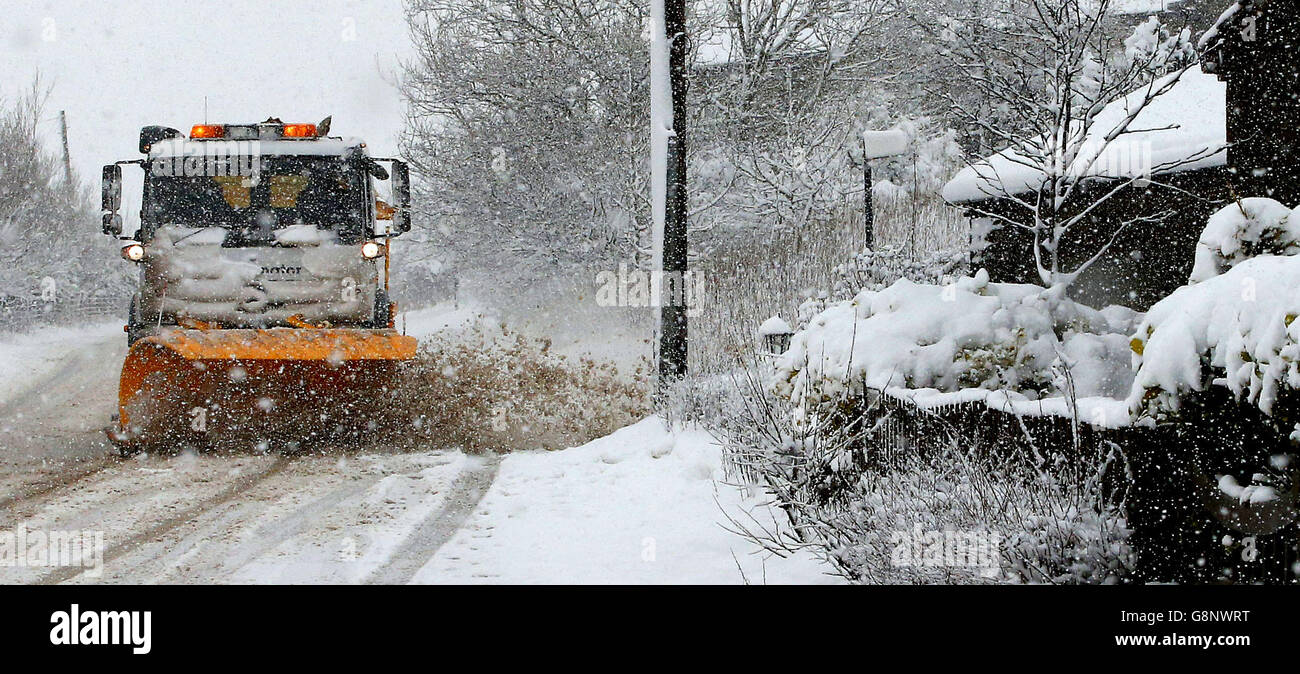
942;65;1225;204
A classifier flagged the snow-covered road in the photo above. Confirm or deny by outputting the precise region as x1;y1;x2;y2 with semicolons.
0;322;125;502
0;312;832;584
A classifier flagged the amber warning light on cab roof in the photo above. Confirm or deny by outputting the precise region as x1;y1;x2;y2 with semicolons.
282;123;317;138
189;124;224;139
189;121;321;141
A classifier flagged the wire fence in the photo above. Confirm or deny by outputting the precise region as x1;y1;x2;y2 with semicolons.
0;293;126;333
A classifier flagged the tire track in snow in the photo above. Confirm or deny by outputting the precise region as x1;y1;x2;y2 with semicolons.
0;455;116;516
169;469;383;581
36;454;295;585
368;453;502;584
0;349;88;414
0;334;122;510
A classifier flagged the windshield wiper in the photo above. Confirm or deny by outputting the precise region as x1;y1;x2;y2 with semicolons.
167;227;210;245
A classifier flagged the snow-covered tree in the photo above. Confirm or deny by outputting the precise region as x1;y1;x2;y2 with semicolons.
689;0;915;236
0;80;125;308
400;0;651;290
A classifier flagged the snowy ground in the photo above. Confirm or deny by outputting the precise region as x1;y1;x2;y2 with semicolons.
0;321;123;406
416;417;832;584
0;313;832;584
402;302;483;341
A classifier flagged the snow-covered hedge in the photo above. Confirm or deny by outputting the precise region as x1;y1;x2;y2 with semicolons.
829;244;967;302
774;270;1135;412
793;244;969;332
1129;255;1300;422
1130;198;1300;423
1190;198;1300;283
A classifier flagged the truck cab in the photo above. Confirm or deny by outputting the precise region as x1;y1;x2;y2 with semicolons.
101;118;411;344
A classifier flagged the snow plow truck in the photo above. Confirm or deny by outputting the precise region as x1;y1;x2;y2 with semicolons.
100;118;417;454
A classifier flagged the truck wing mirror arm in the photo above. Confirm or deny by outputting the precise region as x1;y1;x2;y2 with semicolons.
390;160;411;234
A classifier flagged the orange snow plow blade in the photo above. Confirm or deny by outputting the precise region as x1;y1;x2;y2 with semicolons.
109;328;417;450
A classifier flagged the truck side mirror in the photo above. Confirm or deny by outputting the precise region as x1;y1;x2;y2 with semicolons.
101;164;123;236
391;160;411;234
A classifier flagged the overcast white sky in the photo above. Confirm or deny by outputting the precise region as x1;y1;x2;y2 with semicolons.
1;0;410;188
0;0;1185;190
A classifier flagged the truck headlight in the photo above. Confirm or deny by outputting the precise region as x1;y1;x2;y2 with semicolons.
360;241;383;259
121;243;145;262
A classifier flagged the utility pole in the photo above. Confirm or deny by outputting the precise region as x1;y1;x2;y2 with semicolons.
653;0;689;385
59;110;73;189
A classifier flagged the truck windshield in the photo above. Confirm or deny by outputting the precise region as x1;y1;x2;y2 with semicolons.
142;155;368;242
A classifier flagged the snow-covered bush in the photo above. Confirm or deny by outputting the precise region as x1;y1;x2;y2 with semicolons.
1129;196;1300;423
776;270;1134;412
828;244;968;302
712;368;1134;584
788;244;969;331
690;205;969;376
696;269;1137;583
0;81;129;318
1189;198;1300;283
1129;255;1300;423
691;257;1139;582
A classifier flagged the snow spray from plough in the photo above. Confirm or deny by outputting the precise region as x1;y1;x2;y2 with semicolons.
100;117;418;453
